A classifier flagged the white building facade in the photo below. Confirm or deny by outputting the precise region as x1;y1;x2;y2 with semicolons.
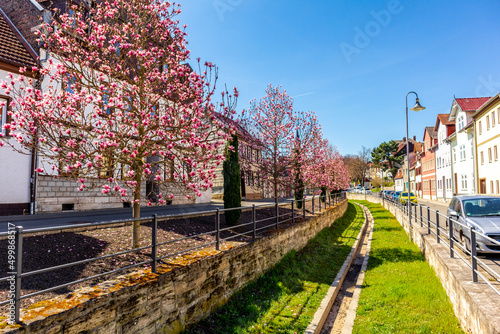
435;114;455;201
447;97;490;196
0;8;39;216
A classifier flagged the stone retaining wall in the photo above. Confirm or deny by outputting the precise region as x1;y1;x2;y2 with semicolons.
1;200;348;333
348;194;500;334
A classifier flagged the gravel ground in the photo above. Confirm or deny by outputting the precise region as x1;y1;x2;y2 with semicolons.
0;199;333;314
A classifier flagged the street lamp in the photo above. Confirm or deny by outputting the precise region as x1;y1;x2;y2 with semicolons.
406;91;425;240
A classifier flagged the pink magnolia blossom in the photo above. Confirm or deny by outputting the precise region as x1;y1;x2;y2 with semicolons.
0;0;237;247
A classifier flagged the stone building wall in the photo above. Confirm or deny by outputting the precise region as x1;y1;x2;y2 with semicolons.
2;200;348;333
35;175;196;213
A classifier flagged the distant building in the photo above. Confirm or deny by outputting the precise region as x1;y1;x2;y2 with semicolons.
394;168;404;192
421;127;437;200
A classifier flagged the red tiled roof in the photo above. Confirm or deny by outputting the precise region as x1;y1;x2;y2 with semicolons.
455;97;490;112
0;8;38;70
424;126;437;139
435;114;454;131
394;168;403;179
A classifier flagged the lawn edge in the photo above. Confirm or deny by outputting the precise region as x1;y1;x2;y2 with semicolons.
305;202;369;334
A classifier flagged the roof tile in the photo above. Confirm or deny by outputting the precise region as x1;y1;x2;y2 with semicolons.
0;8;38;70
455;97;490;112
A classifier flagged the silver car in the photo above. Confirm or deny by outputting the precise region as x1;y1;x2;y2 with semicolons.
447;196;500;254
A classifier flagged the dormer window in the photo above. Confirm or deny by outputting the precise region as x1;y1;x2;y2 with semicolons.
458;115;465;131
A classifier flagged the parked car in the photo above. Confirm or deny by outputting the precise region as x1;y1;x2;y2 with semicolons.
361;187;371;194
447;195;500;254
394;191;402;202
383;190;392;198
388;191;395;200
399;192;417;205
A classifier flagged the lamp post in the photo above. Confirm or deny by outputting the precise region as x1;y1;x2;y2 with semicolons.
406;91;425;240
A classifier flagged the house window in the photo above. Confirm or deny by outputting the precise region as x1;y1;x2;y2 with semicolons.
480;151;484;164
488;148;492;163
487;115;490;130
461;174;467;191
459;145;466;161
491;181;494;194
453;148;457;162
497;180;500;195
431;180;436;191
0;97;8;136
495;145;498;161
493;112;496;127
479;121;482;135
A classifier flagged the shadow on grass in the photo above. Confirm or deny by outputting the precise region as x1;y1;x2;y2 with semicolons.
367;247;424;269
184;202;361;334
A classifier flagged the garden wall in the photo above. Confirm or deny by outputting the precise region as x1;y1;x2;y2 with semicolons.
1;200;348;333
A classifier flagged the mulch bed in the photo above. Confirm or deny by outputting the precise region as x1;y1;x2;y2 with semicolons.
0;199;335;314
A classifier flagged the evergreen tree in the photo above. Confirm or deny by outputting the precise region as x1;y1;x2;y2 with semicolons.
320;187;327;202
223;134;241;226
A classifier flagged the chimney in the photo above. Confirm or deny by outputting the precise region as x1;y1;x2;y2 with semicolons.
403;137;406;141
413;135;416;141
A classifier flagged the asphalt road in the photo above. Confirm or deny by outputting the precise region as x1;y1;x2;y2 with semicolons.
413;198;500;285
0;197;292;233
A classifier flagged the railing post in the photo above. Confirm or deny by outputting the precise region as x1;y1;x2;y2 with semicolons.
420;204;423;227
436;211;440;243
471;227;478;282
408;201;413;241
275;202;279;230
448;217;454;258
427;207;431;235
14;226;23;324
303;198;306;219
252;205;256;239
216;208;220;251
328;192;331;207
151;214;158;273
291;200;295;224
312;197;315;215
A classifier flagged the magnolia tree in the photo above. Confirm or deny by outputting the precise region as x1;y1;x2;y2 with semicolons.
0;0;237;247
239;84;295;202
291;110;323;207
303;142;350;198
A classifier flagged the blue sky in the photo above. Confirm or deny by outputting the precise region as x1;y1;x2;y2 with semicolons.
178;0;500;155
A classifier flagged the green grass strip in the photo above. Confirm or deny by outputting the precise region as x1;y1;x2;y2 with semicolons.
352;201;464;334
185;202;365;334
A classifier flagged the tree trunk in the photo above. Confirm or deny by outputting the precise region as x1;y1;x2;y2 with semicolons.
132;179;141;248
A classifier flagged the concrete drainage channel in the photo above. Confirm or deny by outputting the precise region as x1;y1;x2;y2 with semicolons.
305;203;374;334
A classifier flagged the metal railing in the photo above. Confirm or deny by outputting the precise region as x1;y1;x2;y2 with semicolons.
381;196;500;296
0;192;346;324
